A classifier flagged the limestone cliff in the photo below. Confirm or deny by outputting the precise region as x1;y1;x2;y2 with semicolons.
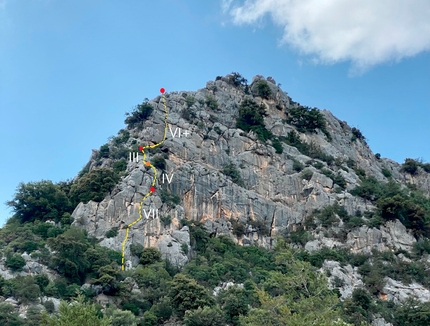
71;74;430;305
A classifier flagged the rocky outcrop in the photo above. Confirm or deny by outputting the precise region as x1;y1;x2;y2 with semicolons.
320;260;364;299
346;220;416;254
381;277;430;304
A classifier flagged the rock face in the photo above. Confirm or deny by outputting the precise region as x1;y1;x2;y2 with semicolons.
382;277;430;304
346;220;416;254
70;74;430;291
320;260;364;299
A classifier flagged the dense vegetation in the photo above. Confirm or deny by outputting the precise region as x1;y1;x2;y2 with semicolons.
125;99;154;128
287;106;332;140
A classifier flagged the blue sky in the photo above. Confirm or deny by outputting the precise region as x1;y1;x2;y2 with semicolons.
0;0;429;225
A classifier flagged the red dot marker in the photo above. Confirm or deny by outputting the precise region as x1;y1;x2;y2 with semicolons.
150;186;155;192
139;146;143;151
160;88;165;94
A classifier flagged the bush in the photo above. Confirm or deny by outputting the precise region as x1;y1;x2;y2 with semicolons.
236;99;273;142
287;106;331;140
160;215;172;227
205;95;219;111
98;144;110;159
375;153;381;160
70;168;119;204
113;159;127;174
301;169;314;181
140;247;162;266
125;99;153;128
5;254;26;272
185;96;196;108
160;190;180;208
230;219;246;237
228;72;248;89
272;138;283;154
43;300;55;313
7;180;72;224
293;160;304;172
182;107;197;121
105;227;118;238
255;80;272;99
184;306;225;326
150;155;166;171
221;164;245;187
351;127;366;143
334;173;347;189
381;168;392;178
401;158;419;175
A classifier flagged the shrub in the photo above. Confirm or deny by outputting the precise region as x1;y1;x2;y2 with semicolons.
221;164;245;187
182;107;197;121
140;247;162;266
313;203;347;228
70;168;119;204
255;80;272;99
375;153;381;160
184;306;225;326
160;190;180;208
401;158;419;175
5;254;26;272
231;219;246;237
228;72;248;88
98;144;110;159
130;243;144;257
313;161;324;169
112;130;130;146
7;180;72;224
249;219;269;236
125;99;153;128
286;106;331;139
287;226;313;246
205;95;219;111
351;127;366;143
160;215;172;227
301;169;314;181
150;155;166;171
293;160;304;172
185;96;196;108
236;99;273;142
381;168;392;178
334;173;347;189
43;300;55;313
113;159;127;174
181;243;189;255
272;138;283;154
105;227;118;238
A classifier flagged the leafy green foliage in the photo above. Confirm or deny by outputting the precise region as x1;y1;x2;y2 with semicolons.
287;106;331;140
140;247;162;266
169;274;215;317
185;96;196;108
105;227;118;238
97;144;110;159
5;253;26;271
160;215;172;227
205;95;219;111
113;159;127;174
150;155;166;171
293;159;304;172
221;163;245;187
125;99;153;128
381;167;392;178
351;127;366;143
70;168;119;204
7;180;72;224
280;131;334;164
41;293;112;326
272;138;283;153
228;72;248;89
300;169;314;181
312;203;348;228
401;158;419;175
254;80;272;99
184;306;225;326
160;189;180;208
236;99;273;142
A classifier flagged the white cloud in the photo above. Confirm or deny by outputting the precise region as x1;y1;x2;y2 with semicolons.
223;0;430;73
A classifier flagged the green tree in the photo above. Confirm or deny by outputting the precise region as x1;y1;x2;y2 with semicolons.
5;254;25;272
287;106;330;139
104;307;138;326
255;80;272;99
184;306;225;326
236;99;273;142
47;227;90;283
140;247;162;266
40;293;112;326
401;158;419;175
70;168;119;204
0;302;24;325
6;180;72;223
169;274;215;317
125;99;153;128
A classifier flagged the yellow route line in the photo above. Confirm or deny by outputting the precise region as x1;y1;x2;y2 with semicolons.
121;92;169;270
